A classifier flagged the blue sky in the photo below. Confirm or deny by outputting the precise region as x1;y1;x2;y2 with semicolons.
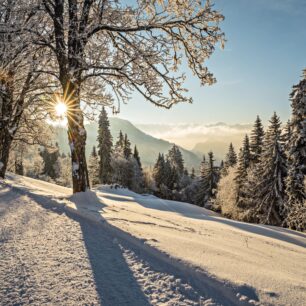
114;0;306;125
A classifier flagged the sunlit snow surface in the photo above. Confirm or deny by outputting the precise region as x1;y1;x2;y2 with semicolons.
1;173;306;306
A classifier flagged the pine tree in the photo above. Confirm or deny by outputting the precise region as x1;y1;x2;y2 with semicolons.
284;71;306;231
235;135;252;209
167;145;184;176
123;134;132;159
251;113;287;225
220;159;228;176
220;160;224;169
133;146;142;169
225;143;237;168
235;135;251;188
153;153;165;189
131;145;144;192
195;152;218;207
250;115;265;164
166;145;184;190
114;130;124;156
88;146;100;186
190;168;196;179
164;158;175;191
282;120;292;156
97;107;113;184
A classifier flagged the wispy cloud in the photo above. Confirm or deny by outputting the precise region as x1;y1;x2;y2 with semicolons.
136;122;252;150
255;0;306;15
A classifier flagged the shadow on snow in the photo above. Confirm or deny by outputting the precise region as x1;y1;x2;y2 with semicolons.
2;185;259;306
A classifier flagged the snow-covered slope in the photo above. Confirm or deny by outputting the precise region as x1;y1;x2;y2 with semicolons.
1;174;306;306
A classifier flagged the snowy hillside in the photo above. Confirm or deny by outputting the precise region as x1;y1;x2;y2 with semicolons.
1;174;305;306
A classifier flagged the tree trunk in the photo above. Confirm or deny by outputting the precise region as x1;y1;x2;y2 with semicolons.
0;133;13;179
65;81;90;193
0;77;14;179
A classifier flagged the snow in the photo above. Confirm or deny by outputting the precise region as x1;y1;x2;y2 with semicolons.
72;162;79;172
1;174;306;306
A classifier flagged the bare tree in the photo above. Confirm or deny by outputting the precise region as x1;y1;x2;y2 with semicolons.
0;1;52;178
33;0;224;193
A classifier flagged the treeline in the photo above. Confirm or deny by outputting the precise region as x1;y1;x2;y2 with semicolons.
215;75;306;232
7;74;305;232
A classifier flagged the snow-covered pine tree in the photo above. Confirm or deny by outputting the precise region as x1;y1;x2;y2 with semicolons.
164;158;176;191
131;146;144;193
133;146;142;169
252;113;287;225
235;135;251;188
235;135;252;209
111;132;134;188
220;160;224;169
284;71;306;231
195;152;218;207
190;168;196;179
220;159;229;177
167;145;184;176
282;120;292;160
114;131;124;156
153;153;165;189
123;134;132;160
224;143;237;169
97;107;113;184
166;145;184;190
250;115;265;164
88;146;100;186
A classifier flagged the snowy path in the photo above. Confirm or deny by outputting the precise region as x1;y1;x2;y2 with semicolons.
1;174;306;306
1;184;248;306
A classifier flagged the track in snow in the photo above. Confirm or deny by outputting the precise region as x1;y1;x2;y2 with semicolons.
0;186;254;306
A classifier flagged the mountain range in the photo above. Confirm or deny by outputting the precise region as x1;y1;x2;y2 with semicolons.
55;118;202;170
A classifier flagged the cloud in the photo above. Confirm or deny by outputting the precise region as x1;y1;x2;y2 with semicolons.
135;122;252;150
256;0;306;15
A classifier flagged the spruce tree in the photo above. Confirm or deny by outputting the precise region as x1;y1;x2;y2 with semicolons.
284;71;306;231
153;153;165;188
123;134;132;159
133;146;142;169
235;135;252;209
195;152;218;207
97;107;113;184
167;145;184;176
131;145;144;192
235;135;251;188
114;130;124;156
225;143;237;168
250;115;265;164
283;120;292;145
164;158;175;191
190;168;196;179
252;113;287;225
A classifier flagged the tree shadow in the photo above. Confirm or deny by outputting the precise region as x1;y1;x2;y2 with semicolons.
22;190;258;306
7;189;150;306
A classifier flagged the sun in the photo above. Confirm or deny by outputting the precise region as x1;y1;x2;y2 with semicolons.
55;102;67;117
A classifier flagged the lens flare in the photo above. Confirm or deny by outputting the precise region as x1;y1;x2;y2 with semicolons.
55;102;67;117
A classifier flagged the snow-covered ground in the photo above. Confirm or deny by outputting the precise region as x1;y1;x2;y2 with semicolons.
1;174;306;306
